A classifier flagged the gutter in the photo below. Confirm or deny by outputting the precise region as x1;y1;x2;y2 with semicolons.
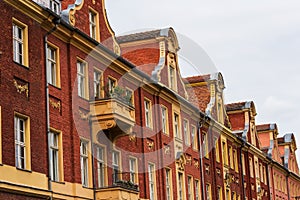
44;17;60;200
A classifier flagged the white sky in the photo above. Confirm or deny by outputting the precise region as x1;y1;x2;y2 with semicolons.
106;0;300;161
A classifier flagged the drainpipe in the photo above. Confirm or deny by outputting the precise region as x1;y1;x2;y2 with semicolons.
89;117;96;200
239;140;246;200
286;172;290;200
44;17;60;200
198;115;206;200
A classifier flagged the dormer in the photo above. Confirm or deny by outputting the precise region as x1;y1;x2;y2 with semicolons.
117;28;188;99
185;73;230;127
33;0;62;15
226;101;260;148
278;134;299;174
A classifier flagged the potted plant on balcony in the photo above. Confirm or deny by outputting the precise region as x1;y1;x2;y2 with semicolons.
104;85;133;106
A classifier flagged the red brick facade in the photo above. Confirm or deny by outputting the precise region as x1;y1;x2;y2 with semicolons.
1;0;300;200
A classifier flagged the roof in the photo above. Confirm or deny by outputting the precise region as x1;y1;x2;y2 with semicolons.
256;123;277;132
185;74;210;84
117;29;163;43
226;102;248;111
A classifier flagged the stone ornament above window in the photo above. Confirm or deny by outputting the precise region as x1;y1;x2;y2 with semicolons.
61;0;84;26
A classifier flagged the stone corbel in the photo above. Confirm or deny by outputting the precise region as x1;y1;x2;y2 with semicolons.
61;0;84;26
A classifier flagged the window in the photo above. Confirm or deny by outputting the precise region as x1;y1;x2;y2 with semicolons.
249;157;253;178
129;157;137;183
184;120;190;145
187;176;193;200
203;133;209;158
206;184;211;200
77;60;88;98
259;163;263;182
234;149;238;172
80;140;89;187
144;100;152;128
229;146;233;169
226;189;230;200
215;137;220;162
89;9;99;41
169;65;176;90
174;113;181;139
13;19;28;66
195;180;200;200
165;168;172;200
47;44;60;87
96;146;105;188
94;70;102;99
112;151;120;183
255;159;259;179
231;192;236;200
161;106;168;134
178;172;184;200
242;153;246;175
217;186;222;200
125;88;134;105
191;126;198;150
49;0;61;14
222;141;228;165
0;106;2;164
15;115;30;170
49;131;60;181
107;77;116;97
148;163;156;200
263;166;267;184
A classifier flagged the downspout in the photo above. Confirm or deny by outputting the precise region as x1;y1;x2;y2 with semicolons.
139;87;147;198
89;118;96;200
44;17;60;200
198;115;206;200
286;172;290;200
239;140;246;200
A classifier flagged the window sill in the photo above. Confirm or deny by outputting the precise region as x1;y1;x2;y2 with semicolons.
51;180;65;185
49;83;62;90
16;167;32;173
13;61;29;69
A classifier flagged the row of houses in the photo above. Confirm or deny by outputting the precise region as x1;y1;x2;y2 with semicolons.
0;0;299;199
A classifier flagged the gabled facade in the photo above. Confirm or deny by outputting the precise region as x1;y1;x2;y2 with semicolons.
1;0;300;200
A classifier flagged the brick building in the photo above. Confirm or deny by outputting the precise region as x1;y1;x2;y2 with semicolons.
0;0;300;200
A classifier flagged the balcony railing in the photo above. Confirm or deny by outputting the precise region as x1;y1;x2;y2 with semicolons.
96;172;139;200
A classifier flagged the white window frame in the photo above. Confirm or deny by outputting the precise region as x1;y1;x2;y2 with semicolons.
96;146;105;188
184;119;190;145
144;99;152;128
89;8;99;41
49;0;61;14
94;70;102;99
161;106;168;134
80;140;89;187
195;179;200;200
187;176;193;200
174;113;181;139
165;168;172;200
77;60;88;98
15;116;26;169
49;131;59;181
12;20;28;66
191;126;198;150
148;163;156;200
178;172;184;200
112;150;120;183
129;157;137;183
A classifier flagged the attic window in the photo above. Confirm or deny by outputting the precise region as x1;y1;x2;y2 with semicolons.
49;0;61;14
169;65;177;91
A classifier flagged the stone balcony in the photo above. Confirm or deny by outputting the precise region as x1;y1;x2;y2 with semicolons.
90;98;135;139
96;186;139;200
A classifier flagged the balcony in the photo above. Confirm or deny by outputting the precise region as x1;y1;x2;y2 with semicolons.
90;97;135;139
96;172;139;200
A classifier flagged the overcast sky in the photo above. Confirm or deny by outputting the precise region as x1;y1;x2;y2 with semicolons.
106;0;300;161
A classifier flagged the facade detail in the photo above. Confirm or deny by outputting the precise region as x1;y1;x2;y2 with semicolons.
0;0;300;200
